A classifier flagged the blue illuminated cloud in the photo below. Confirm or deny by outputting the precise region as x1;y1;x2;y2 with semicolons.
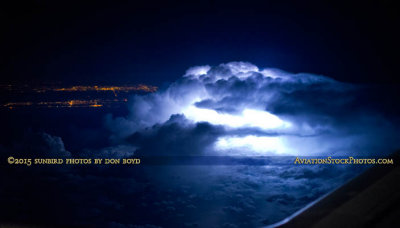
107;61;400;156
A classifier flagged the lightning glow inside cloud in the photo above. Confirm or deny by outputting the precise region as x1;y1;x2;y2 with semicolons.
215;135;289;155
106;61;400;157
182;107;291;130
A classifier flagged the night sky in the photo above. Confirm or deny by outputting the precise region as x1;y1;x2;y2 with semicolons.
2;0;399;85
1;1;400;228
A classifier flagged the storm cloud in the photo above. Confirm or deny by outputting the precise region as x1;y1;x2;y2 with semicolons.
107;61;400;157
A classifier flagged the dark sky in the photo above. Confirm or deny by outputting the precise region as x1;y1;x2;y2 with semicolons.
1;0;399;85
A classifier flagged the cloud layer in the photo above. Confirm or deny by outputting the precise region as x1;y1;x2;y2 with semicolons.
2;62;399;227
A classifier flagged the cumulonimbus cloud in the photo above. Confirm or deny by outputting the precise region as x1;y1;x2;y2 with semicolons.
106;61;400;156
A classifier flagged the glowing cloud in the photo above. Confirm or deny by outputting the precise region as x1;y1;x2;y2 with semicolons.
215;135;291;155
182;106;291;130
106;61;400;157
184;65;211;78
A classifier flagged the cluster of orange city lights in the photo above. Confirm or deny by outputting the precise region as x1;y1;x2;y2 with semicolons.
1;84;157;109
3;99;130;109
